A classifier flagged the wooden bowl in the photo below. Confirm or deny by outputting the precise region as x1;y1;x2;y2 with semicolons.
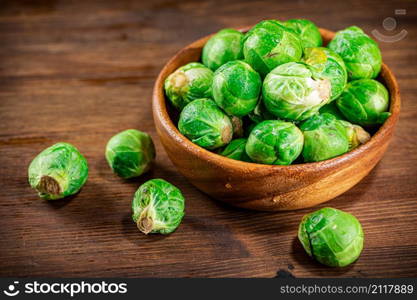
152;27;400;211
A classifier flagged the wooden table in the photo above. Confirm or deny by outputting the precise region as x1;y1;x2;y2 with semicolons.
1;0;416;278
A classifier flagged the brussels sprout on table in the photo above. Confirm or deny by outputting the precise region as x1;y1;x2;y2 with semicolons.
339;120;371;150
105;129;155;179
319;101;345;120
303;47;348;101
212;60;261;117
262;62;331;121
246;120;304;165
218;138;251;162
243;20;303;77
164;62;214;110
28;143;88;200
132;179;185;235
284;19;322;49
202;28;244;71
300;113;349;162
336;79;390;126
328;26;382;80
178;98;233;149
298;207;364;267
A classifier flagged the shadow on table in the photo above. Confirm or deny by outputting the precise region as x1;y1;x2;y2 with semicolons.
46;193;78;209
45;181;123;229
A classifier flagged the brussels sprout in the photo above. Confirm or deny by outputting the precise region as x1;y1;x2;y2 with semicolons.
246;120;304;165
212;60;261;117
319;101;345;120
164;62;214;110
132;179;185;235
248;98;275;124
303;47;348;100
339;120;371;150
202;28;244;71
218;138;251;162
28;143;88;200
336;79;390;126
328;26;382;80
300;113;349;162
284;19;322;49
243;20;303;77
298;207;364;267
262;62;331;121
105;129;155;179
178;98;233;149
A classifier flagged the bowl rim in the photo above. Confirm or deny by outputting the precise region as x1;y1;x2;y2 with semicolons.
153;27;401;172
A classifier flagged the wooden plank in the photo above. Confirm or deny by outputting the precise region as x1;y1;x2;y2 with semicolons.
0;0;416;277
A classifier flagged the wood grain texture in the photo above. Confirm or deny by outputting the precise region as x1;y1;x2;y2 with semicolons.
0;0;416;277
153;28;400;211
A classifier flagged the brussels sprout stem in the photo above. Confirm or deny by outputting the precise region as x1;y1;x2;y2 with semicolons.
37;175;61;196
222;125;232;144
231;116;243;138
318;79;331;101
354;125;371;144
137;216;153;235
137;206;154;234
170;72;188;90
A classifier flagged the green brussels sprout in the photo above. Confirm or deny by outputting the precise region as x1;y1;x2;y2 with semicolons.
339;120;371;150
178;98;233;149
336;79;390;126
105;129;155;179
248;98;275;124
246;120;304;165
298;207;364;267
300;113;349;162
319;101;345;120
243;20;303;77
218;138;251;162
262;62;331;121
164;62;214;110
328;26;382;80
303;47;348;101
28;143;88;200
284;19;322;49
202;28;244;71
212;60;261;117
132;179;185;235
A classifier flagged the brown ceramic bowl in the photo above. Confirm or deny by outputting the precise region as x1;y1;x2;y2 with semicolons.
152;27;400;211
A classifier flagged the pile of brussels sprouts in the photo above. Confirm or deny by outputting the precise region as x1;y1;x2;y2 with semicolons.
165;20;390;165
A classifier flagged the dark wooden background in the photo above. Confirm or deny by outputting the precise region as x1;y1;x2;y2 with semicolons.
0;0;416;278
